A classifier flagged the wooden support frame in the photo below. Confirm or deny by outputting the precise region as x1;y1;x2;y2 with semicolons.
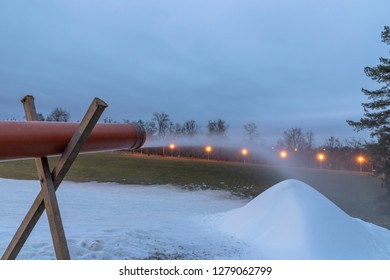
1;95;107;260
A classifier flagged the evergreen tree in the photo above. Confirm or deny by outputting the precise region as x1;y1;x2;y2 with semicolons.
347;26;390;190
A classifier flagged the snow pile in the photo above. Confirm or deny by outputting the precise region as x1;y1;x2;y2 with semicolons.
219;179;390;259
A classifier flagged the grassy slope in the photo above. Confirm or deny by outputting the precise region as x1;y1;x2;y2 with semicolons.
0;152;389;228
0;153;285;197
65;153;286;197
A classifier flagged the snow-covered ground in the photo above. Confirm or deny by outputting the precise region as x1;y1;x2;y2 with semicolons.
0;178;389;260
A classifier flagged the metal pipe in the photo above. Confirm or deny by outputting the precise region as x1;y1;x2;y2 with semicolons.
0;121;146;161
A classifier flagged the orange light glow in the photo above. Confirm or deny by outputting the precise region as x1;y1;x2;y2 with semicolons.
169;144;175;150
280;150;288;159
357;155;365;172
242;149;248;156
205;145;212;160
317;153;325;161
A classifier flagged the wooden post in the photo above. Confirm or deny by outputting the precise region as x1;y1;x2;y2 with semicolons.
23;95;71;260
1;96;107;260
36;157;70;260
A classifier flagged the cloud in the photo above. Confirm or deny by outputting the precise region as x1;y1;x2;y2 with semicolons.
0;0;389;144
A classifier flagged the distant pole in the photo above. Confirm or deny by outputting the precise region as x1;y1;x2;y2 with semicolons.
205;146;212;160
317;153;325;169
241;149;248;164
357;156;365;172
169;144;175;157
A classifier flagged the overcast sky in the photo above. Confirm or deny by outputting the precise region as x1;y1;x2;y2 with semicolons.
0;0;389;145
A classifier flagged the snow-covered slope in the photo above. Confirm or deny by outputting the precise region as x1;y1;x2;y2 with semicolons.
219;179;390;259
0;178;247;260
1;178;389;259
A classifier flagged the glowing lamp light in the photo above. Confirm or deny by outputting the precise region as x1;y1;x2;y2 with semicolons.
205;145;212;160
317;153;325;169
241;149;248;164
357;156;365;163
280;150;288;159
357;155;365;172
317;153;325;161
169;144;175;157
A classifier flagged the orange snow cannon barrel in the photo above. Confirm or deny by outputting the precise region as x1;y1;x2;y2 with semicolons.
0;121;146;161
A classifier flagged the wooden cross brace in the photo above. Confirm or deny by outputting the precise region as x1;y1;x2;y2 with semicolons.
1;95;107;260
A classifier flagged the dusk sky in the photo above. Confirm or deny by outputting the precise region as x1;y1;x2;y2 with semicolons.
1;0;389;145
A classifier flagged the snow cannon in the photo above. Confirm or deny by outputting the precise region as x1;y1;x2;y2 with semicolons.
0;121;146;161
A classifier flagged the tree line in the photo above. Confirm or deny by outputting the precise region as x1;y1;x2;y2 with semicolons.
7;106;365;151
133;113;233;141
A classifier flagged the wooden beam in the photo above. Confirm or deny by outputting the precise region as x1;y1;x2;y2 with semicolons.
1;96;107;260
36;157;70;259
21;95;39;121
9;95;69;259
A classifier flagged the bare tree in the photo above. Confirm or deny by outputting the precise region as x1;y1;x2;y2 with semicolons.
243;123;259;143
132;119;146;129
344;137;365;149
152;112;170;139
207;119;229;137
280;127;307;151
173;123;185;137
103;116;118;123
183;120;200;137
306;130;315;150
144;121;157;139
46;107;70;122
324;136;342;150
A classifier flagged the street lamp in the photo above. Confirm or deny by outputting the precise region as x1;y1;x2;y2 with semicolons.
317;153;325;169
205;145;212;160
241;148;248;164
357;155;365;172
169;144;175;157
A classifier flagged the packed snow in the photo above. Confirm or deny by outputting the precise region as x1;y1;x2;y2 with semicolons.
219;179;390;259
0;178;389;260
